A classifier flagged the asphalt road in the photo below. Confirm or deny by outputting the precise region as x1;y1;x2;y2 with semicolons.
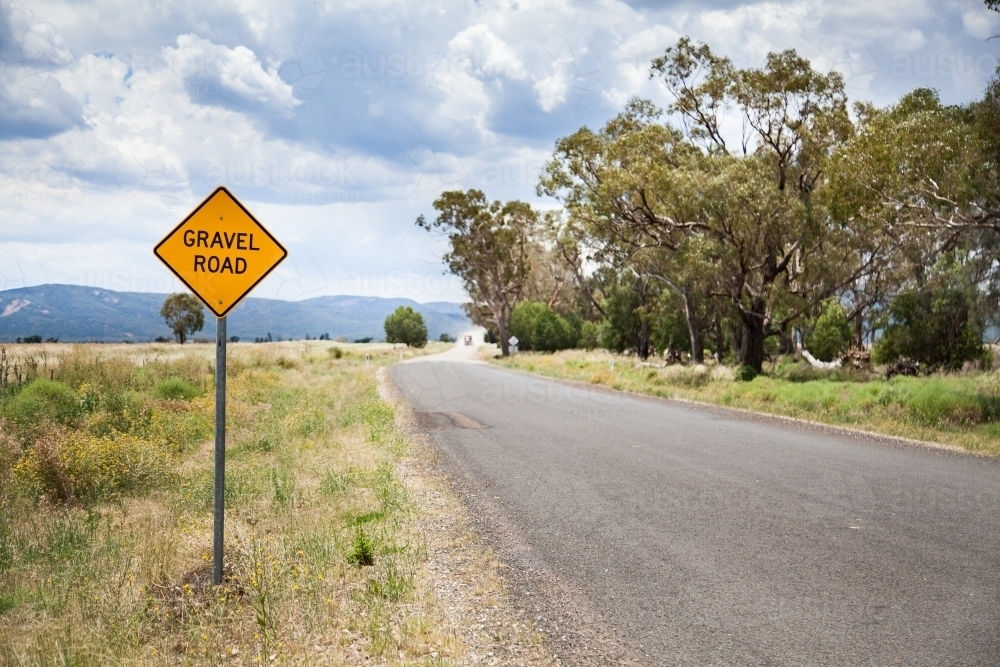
389;357;1000;667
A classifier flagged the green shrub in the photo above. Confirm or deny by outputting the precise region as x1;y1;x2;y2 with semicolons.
154;378;202;401
578;321;601;349
601;284;642;354
510;301;547;350
533;308;576;352
510;301;576;352
873;265;984;370
384;307;428;348
348;524;375;567
807;299;852;362
4;380;82;429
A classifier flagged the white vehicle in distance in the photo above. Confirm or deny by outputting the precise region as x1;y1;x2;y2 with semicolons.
464;334;473;346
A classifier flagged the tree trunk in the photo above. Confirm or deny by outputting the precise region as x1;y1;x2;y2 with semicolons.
497;311;510;356
729;320;743;362
739;307;767;373
713;318;726;362
853;310;865;350
638;318;650;361
681;291;704;363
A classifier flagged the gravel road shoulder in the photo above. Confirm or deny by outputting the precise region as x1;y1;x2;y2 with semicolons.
379;368;559;667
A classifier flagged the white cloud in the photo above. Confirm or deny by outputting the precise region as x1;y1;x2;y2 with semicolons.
962;6;1000;39
449;24;527;80
164;34;300;113
892;28;927;52
4;4;74;67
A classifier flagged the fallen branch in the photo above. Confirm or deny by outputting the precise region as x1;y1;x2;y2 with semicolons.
802;349;842;369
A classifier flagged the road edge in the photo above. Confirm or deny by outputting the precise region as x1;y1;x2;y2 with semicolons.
376;366;558;666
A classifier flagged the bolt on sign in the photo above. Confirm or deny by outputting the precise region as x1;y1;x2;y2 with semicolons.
154;186;287;317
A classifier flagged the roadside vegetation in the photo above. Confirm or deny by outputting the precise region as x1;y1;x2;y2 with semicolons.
0;340;470;665
418;27;1000;386
493;349;1000;457
412;27;1000;456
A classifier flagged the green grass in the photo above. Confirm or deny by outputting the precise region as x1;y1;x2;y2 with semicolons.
153;377;202;401
494;350;1000;456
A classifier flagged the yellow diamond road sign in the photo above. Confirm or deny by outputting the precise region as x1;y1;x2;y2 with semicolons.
154;186;287;318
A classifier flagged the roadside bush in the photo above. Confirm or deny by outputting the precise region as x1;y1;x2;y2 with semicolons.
347;523;375;567
806;299;852;362
873;267;985;370
658;365;712;388
384;306;428;348
578;321;601;349
12;425;174;502
601;284;641;354
510;301;576;351
533;308;576;352
510;301;546;350
154;377;202;401
4;379;82;430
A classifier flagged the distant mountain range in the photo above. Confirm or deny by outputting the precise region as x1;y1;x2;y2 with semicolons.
0;285;471;343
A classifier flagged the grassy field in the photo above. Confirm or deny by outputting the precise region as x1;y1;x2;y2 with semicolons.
491;349;1000;457
0;339;506;665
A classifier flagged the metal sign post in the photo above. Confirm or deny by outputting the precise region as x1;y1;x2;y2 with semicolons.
153;186;286;587
213;316;227;585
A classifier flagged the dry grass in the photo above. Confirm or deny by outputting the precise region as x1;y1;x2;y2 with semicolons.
0;340;486;666
493;349;1000;457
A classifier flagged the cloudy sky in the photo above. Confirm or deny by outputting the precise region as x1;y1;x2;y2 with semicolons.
1;0;998;303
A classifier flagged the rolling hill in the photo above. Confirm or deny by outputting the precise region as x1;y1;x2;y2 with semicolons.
0;285;470;343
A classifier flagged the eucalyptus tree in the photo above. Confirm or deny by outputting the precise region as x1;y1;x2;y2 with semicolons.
417;190;538;356
160;293;205;345
539;99;717;361
649;39;868;371
829;83;1000;342
542;40;864;371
